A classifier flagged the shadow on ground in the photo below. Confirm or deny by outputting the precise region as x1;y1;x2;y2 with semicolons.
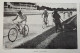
46;30;77;49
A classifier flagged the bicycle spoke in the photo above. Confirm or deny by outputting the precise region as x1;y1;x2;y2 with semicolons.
8;28;17;42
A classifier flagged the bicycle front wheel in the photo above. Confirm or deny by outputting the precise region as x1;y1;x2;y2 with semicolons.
8;28;18;42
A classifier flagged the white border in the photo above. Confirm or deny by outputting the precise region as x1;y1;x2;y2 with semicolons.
0;0;80;53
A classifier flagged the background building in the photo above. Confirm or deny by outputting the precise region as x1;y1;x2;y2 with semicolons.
4;2;37;16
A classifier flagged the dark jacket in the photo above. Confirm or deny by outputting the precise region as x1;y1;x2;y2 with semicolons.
53;12;60;20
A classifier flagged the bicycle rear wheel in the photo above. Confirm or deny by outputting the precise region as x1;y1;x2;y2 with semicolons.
42;20;49;29
22;25;29;37
42;23;46;29
8;28;18;42
46;20;49;26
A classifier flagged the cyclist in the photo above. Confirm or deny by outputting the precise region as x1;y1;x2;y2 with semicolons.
12;10;27;34
42;9;49;26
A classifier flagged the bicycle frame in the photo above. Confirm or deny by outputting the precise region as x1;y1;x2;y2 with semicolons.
13;14;27;33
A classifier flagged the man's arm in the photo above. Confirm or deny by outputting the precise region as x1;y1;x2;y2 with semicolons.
58;14;63;21
47;12;49;16
51;12;54;17
58;13;61;18
12;15;18;21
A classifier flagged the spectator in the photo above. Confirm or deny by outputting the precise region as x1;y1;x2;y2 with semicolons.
52;10;63;32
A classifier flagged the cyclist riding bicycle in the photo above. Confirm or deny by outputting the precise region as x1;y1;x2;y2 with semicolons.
12;10;27;32
42;9;49;25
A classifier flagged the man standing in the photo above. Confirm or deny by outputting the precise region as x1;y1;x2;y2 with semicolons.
52;10;63;32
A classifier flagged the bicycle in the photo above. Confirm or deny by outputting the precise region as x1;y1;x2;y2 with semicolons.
42;17;49;29
8;17;29;42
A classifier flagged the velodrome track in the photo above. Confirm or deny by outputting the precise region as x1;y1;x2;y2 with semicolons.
3;11;77;49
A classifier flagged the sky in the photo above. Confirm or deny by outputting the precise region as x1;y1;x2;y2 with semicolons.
36;3;77;9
